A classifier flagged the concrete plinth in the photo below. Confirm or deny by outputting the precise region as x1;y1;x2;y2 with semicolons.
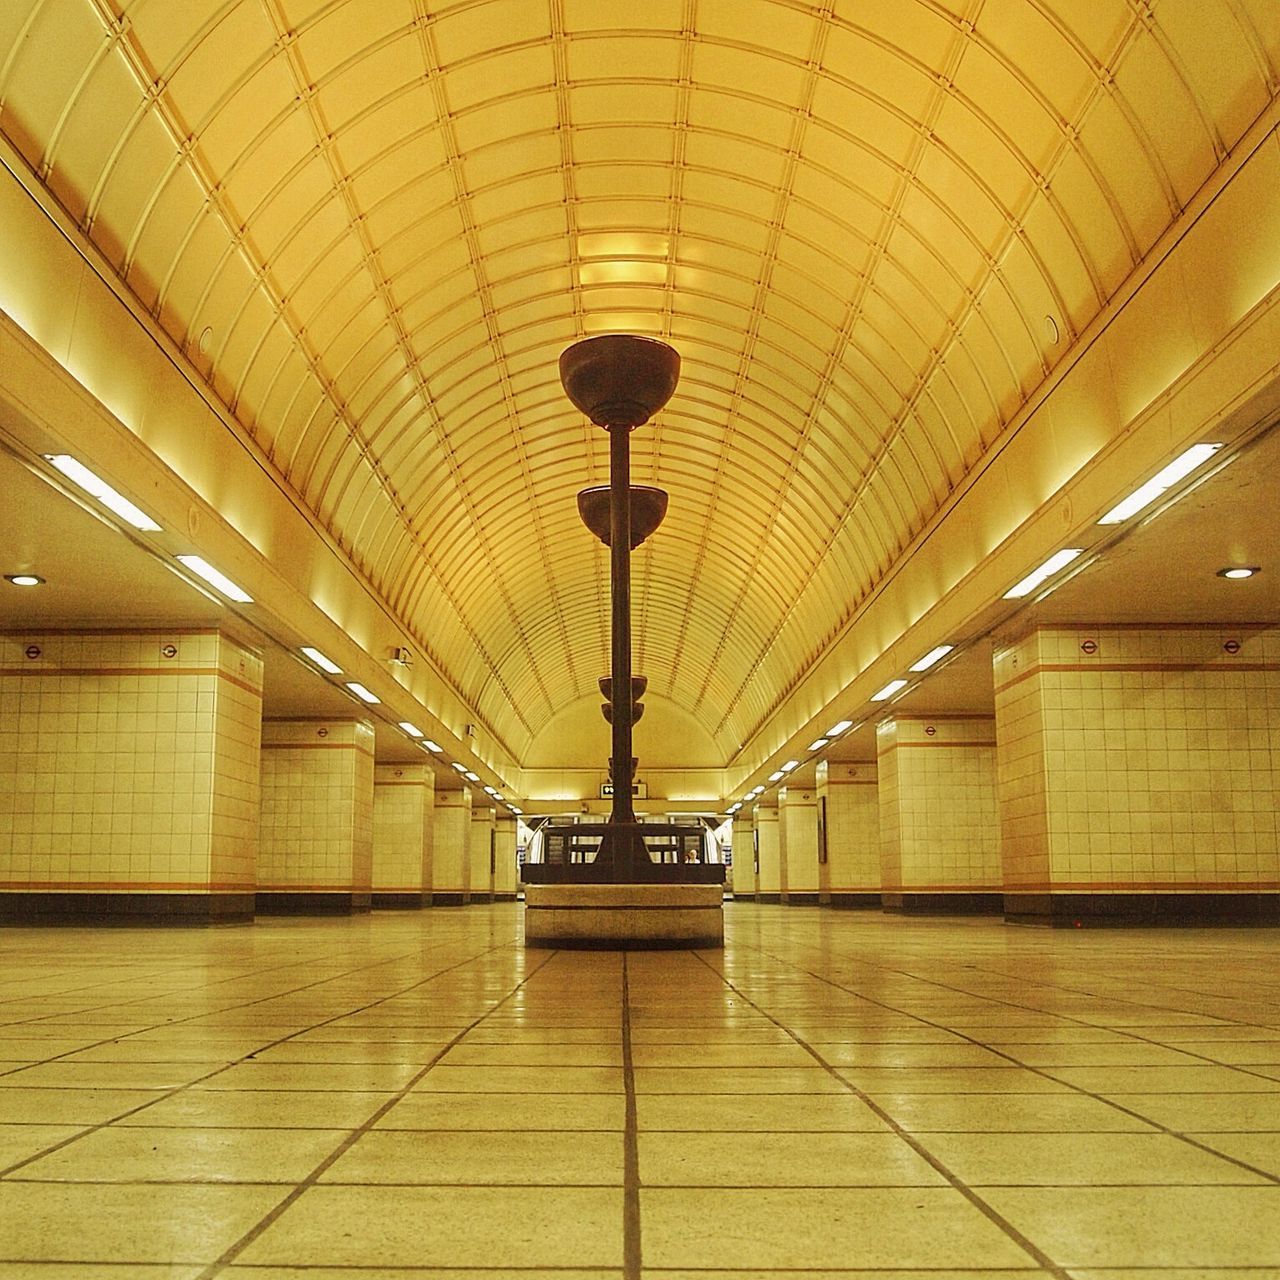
523;883;724;949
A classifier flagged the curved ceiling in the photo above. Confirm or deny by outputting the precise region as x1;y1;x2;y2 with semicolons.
0;0;1276;765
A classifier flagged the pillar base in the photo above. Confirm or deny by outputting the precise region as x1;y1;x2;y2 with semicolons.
882;891;1004;914
1005;892;1280;928
825;892;882;909
371;892;431;909
0;892;254;926
523;883;724;949
255;891;371;915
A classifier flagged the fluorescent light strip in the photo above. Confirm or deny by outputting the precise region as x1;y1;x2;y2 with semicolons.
767;770;784;782
510;806;523;814
727;803;741;813
1098;443;1222;525
465;771;480;782
909;644;954;672
300;646;342;674
452;762;467;772
423;740;443;753
47;455;162;532
826;719;853;736
398;722;423;738
870;678;908;702
780;760;798;772
175;555;252;603
345;681;379;704
1003;548;1083;600
808;738;828;751
483;786;498;796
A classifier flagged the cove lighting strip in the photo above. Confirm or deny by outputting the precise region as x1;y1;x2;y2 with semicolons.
1003;548;1082;600
175;555;252;603
47;455;162;532
1098;443;1221;525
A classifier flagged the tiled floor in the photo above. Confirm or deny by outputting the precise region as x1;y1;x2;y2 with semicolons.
0;904;1279;1278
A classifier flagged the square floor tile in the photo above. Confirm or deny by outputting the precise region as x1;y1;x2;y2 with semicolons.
375;1090;625;1131
640;1186;1035;1270
320;1128;623;1184
873;1092;1156;1133
236;1185;622;1269
981;1185;1280;1268
413;1065;622;1094
640;1129;947;1186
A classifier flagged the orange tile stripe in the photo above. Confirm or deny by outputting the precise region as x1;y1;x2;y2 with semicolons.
995;659;1280;697
0;665;262;698
882;883;1002;892
261;741;375;758
877;740;996;752
256;884;370;892
1007;881;1280;892
0;881;252;891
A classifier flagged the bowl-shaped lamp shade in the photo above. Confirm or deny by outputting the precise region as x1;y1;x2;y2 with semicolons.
599;675;647;725
577;486;669;549
559;335;680;428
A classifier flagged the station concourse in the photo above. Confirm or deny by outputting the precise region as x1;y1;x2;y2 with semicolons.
1;2;1279;1275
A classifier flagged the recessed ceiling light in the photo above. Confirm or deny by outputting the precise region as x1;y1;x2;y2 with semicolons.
1217;566;1260;579
423;740;443;753
826;719;853;736
345;681;379;704
1098;443;1222;525
483;785;498;796
1003;548;1083;600
509;806;523;815
909;644;954;672
727;802;741;813
398;722;423;737
808;738;829;751
452;762;467;772
46;454;162;532
767;770;784;782
465;771;480;782
175;555;252;603
870;678;908;701
780;760;799;772
4;573;44;587
300;646;342;674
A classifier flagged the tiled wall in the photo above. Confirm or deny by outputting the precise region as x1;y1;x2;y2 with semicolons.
469;806;495;902
778;786;819;901
494;814;519;899
372;763;434;902
877;716;1001;900
258;719;374;904
995;625;1280;897
817;760;880;902
752;804;780;900
731;810;757;897
0;629;261;908
432;787;473;903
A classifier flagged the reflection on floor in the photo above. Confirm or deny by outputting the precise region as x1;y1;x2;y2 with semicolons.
1;902;1279;1277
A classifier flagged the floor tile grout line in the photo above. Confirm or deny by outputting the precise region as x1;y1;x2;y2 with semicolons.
691;948;1076;1280
0;940;517;1181
192;944;562;1280
621;951;642;1280
738;938;1280;1188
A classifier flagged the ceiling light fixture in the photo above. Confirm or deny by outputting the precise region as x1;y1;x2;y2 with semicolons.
483;785;498;796
345;681;379;704
465;771;480;782
510;806;523;815
767;770;784;782
1003;548;1083;600
909;644;954;672
808;738;829;751
870;678;908;701
780;760;798;772
1097;443;1222;525
175;555;252;603
1217;566;1260;579
727;802;741;813
398;722;423;737
826;719;853;736
46;454;162;532
452;762;467;772
423;740;443;753
4;573;44;586
300;646;342;674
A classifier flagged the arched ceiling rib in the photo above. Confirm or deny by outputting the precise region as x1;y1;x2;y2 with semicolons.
1;0;1277;763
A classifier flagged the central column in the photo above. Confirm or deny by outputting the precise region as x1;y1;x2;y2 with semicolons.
608;419;637;869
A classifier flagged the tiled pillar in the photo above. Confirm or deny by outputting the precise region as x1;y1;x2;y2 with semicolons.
877;716;1002;914
494;814;519;901
816;760;881;907
995;624;1280;926
778;786;820;905
753;804;780;903
432;787;473;905
372;763;435;908
0;629;260;924
257;719;374;914
730;812;756;899
469;805;496;903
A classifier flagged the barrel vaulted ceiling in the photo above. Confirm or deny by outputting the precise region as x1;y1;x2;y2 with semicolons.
1;0;1277;768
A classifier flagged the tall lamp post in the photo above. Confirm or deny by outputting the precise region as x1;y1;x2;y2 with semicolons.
560;335;680;879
